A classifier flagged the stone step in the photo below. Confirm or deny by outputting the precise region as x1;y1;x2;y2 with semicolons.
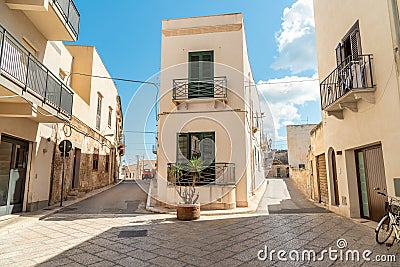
66;195;77;201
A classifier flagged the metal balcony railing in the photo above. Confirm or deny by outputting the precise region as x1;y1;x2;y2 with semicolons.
167;162;235;186
172;77;227;101
320;54;374;110
53;0;80;37
0;25;74;118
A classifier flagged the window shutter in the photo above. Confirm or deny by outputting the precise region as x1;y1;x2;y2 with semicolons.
201;133;215;164
350;30;361;59
177;133;189;164
189;54;200;81
202;52;213;80
335;43;342;66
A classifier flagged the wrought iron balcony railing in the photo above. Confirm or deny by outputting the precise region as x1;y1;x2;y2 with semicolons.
320;54;374;110
172;77;228;101
53;0;80;37
167;162;235;186
0;25;74;118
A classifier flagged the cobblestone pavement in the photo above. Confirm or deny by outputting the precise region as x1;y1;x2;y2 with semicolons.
0;179;399;266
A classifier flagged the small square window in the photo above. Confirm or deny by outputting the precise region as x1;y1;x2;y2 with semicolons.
93;149;99;170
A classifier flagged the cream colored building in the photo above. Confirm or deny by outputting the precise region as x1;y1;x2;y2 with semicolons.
156;13;266;209
49;45;124;204
0;0;123;216
312;0;400;221
287;124;317;169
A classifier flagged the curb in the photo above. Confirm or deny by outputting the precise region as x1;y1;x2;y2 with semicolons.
145;178;270;217
39;179;124;220
0;180;123;236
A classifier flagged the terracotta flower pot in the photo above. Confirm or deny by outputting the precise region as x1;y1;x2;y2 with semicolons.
176;203;200;221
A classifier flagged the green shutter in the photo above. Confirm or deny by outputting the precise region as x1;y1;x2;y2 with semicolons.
177;133;189;164
188;51;214;98
200;132;215;164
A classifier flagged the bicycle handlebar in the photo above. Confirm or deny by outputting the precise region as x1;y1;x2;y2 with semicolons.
377;192;387;197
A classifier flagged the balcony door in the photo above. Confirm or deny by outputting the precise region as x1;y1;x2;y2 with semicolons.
0;136;28;216
188;51;214;98
177;132;215;185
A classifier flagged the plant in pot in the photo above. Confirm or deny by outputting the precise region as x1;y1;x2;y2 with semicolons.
170;157;203;221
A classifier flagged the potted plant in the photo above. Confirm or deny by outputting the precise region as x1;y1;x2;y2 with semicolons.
171;157;203;220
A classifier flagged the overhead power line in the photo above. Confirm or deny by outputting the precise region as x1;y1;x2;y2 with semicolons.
257;79;319;85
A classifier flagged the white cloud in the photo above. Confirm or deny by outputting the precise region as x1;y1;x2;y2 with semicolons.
271;0;317;73
258;75;319;141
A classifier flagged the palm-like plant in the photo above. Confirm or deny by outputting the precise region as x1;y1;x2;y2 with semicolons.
175;157;203;204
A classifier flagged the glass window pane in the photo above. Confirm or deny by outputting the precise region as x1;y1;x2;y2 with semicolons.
0;142;12;206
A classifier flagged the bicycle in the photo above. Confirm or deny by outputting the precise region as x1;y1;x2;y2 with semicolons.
375;192;400;247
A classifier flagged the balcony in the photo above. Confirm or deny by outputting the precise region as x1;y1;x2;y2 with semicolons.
117;134;125;156
5;0;80;41
0;25;73;122
167;162;235;186
172;77;228;106
320;54;375;119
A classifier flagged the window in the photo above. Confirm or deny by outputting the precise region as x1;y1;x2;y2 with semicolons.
188;51;214;98
93;149;99;170
299;164;306;169
105;154;110;172
336;21;361;66
177;132;215;164
108;107;112;128
96;94;103;130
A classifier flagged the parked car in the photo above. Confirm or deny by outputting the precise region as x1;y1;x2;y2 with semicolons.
142;169;153;180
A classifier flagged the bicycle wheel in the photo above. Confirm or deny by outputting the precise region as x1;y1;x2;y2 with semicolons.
376;214;393;244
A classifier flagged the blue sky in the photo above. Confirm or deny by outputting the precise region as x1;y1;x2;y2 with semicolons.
72;0;321;159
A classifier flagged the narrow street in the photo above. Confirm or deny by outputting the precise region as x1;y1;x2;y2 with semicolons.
0;179;398;266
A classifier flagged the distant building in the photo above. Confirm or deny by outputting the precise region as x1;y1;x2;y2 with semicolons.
287;124;317;170
124;160;156;180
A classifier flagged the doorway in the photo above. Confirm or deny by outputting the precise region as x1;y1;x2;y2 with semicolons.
0;135;29;216
356;145;387;222
331;150;340;205
72;148;81;189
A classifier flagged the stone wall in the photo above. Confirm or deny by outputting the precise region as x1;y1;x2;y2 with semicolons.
49;117;120;204
290;168;310;197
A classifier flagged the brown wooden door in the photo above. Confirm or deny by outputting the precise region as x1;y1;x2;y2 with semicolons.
72;148;81;189
356;145;387;222
317;154;329;204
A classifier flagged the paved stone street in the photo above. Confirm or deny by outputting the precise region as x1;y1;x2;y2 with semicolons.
0;179;399;266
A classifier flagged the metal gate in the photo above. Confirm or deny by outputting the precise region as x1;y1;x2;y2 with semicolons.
317;154;329;204
356;145;387;222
